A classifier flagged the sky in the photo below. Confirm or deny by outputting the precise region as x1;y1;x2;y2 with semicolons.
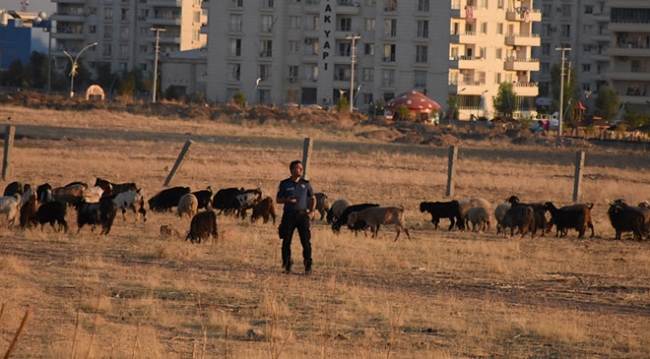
0;0;55;15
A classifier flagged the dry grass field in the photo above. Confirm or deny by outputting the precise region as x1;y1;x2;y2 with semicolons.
1;104;650;358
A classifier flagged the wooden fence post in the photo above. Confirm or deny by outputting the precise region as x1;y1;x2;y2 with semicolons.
573;151;585;202
302;137;312;180
2;125;15;181
446;146;458;197
163;139;193;187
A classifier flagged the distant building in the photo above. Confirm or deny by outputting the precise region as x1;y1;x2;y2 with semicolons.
0;10;51;69
160;47;207;98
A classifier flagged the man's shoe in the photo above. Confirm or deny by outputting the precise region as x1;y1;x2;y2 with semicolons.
305;268;312;275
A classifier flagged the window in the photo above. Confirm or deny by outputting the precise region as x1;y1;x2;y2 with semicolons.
414;71;426;88
230;15;242;32
540;62;549;73
362;68;374;81
541;43;550;55
260;40;273;57
121;8;129;21
289;40;299;53
231;0;243;7
230;39;241;56
103;44;112;56
288;66;298;82
262;0;274;8
364;43;374;55
363;93;374;105
289;16;301;29
307;16;318;31
584;5;593;14
260;64;271;81
494;72;501;84
417;0;429;12
417;20;428;38
496;23;503;35
308;65;318;82
262;15;274;32
105;8;113;20
120;44;128;57
481;22;487;34
334;65;350;81
582;64;591;72
104;26;112;39
385;19;396;37
365;18;375;31
338;42;350;56
120;26;129;40
140;45;148;54
415;45;427;63
89;25;96;34
193;29;200;41
542;5;551;18
338;17;351;31
497;0;503;9
193;11;200;23
495;48;502;59
561;4;571;17
259;90;271;104
382;69;395;86
383;44;396;62
561;24;571;38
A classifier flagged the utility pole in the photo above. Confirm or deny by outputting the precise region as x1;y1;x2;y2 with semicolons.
151;28;166;103
346;34;360;113
555;46;571;137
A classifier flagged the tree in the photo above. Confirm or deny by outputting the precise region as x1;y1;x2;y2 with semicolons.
550;63;579;119
24;51;47;88
394;104;410;121
336;96;349;113
594;86;621;121
3;59;25;87
493;82;517;116
233;92;246;107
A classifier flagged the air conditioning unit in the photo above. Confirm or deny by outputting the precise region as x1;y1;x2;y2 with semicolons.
304;38;312;44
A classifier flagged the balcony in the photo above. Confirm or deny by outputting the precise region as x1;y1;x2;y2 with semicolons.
592;12;609;23
504;57;540;72
450;4;486;19
450;31;478;45
148;0;182;7
449;56;484;70
505;33;540;47
148;16;182;26
448;81;487;95
592;33;610;43
50;13;85;22
200;22;208;34
201;0;208;9
505;8;541;22
512;82;539;96
304;0;320;14
607;71;650;82
335;0;361;15
590;52;609;62
52;31;84;40
608;44;650;57
609;22;650;33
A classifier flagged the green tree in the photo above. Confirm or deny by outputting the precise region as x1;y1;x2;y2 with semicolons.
594;86;621;121
493;82;518;116
394;104;410;121
233;92;246;107
118;70;137;96
550;63;579;117
24;51;47;88
3;59;25;87
336;96;349;112
94;62;115;90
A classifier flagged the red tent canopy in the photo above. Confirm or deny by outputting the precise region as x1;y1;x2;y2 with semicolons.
385;90;442;113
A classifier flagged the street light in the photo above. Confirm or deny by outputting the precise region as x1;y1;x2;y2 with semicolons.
451;87;466;125
346;34;360;113
555;46;571;137
63;42;98;98
252;77;261;105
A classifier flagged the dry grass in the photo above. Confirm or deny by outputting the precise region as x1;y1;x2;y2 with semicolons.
0;104;650;357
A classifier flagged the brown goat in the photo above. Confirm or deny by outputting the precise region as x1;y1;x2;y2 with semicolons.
251;196;276;224
347;205;410;241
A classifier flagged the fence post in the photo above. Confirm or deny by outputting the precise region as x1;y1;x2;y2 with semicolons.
302;137;312;180
2;125;15;181
446;146;458;197
163;139;193;187
573;151;585;202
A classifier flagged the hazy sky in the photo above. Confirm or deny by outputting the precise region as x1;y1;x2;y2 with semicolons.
0;0;55;15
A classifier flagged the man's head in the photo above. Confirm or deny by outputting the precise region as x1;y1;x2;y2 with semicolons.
289;160;303;178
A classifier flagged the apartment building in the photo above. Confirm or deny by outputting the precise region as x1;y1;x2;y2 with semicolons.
607;0;650;114
50;0;206;86
204;0;540;120
532;0;610;111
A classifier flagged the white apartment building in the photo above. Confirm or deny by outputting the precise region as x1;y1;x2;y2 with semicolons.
204;0;540;120
532;0;610;110
50;0;206;85
607;0;650;115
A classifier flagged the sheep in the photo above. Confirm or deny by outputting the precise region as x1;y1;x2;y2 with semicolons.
507;196;547;236
493;202;511;234
326;198;352;224
502;205;535;238
458;197;492;230
177;193;199;219
467;206;490;232
419;200;461;230
0;193;21;227
544;202;595;238
347;205;410;241
251;196;276;224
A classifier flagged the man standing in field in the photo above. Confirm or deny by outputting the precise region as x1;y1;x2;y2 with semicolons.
276;160;316;275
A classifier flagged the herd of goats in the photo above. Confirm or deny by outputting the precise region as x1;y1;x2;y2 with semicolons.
0;177;648;243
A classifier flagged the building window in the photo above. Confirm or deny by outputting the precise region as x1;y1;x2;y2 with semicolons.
193;11;200;23
414;71;427;88
362;68;374;81
364;43;374;55
334;65;350;81
382;69;395;86
481;22;487;34
290;16;301;29
104;26;112;39
289;40;299;53
540;62;549;73
307;16;318;31
288;66;299;82
140;45;148;53
105;8;113;20
103;44;112;56
120;44;128;57
584;5;593;14
365;18;375;31
259;90;271;104
193;29;200;41
417;0;429;12
542;43;550;55
497;0;503;9
308;65;318;82
415;46;427;63
89;25;96;34
338;42;351;56
262;15;274;32
417;20;428;38
383;44;396;62
385;19;396;37
230;15;242;32
260;64;271;81
494;72;501;84
561;4;571;17
231;0;243;7
260;40;273;57
120;27;129;40
495;48;502;59
542;5;551;18
561;24;571;38
121;8;129;21
230;39;241;56
262;0;274;8
338;17;351;31
582;64;591;72
363;93;374;105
